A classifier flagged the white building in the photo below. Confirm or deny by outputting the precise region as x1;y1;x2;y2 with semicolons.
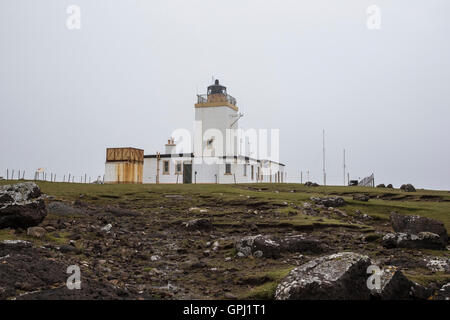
105;80;285;184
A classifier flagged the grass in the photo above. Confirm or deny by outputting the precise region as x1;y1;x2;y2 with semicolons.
239;266;295;299
1;179;448;234
405;270;450;287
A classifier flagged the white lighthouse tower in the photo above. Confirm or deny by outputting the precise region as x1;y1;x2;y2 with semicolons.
194;79;241;158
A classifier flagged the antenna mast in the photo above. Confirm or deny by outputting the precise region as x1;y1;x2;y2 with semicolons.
322;129;326;186
343;149;346;186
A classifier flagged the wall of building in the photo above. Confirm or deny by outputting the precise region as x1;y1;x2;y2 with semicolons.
143;156;192;184
140;155;284;184
104;161;143;184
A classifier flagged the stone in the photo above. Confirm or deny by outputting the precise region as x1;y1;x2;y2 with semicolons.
224;292;237;299
424;257;450;272
101;224;112;232
310;197;346;207
400;184;416;192
304;182;319;187
435;282;450;300
382;232;445;250
235;234;324;258
235;235;281;258
278;234;325;254
183;218;213;231
26;226;46;238
275;252;372;300
47;202;82;216
386;184;393;188
370;266;432;300
390;212;448;245
353;194;369;202
376;184;386;188
0;182;47;229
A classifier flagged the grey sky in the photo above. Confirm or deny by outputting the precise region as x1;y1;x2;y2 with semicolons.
1;0;449;189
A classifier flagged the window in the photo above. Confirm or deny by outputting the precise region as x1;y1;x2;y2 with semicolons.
243;164;247;176
175;161;182;174
163;160;170;174
225;163;231;174
251;165;254;180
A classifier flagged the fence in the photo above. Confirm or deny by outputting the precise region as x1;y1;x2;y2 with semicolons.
1;169;105;184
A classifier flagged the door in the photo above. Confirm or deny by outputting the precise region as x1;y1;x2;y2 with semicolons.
183;163;192;184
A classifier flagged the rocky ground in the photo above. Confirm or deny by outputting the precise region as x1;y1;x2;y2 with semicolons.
0;181;449;300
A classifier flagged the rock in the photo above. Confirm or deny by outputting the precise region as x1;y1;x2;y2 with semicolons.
390;212;448;245
58;245;80;254
310;197;346;207
304;182;319;187
400;184;416;192
386;184;393;188
435;283;450;300
224;292;237;299
353;194;369;202
376;184;386;188
424;257;450;272
235;234;324;259
101;224;112;232
235;235;281;258
275;252;372;300
27;226;46;238
47;202;82;216
370;266;432;300
183;218;213;231
382;232;445;250
0;239;32;249
278;234;325;254
0;182;47;229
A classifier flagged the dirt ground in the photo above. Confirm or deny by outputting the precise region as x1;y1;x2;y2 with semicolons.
0;182;449;299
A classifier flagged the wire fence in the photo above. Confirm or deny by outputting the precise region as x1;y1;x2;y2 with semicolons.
1;169;105;184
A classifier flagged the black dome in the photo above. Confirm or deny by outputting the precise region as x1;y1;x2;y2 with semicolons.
207;79;227;95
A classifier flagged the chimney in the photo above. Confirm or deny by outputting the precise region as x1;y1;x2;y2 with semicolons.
165;137;176;154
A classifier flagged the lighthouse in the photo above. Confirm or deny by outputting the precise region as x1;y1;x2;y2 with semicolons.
104;79;285;184
194;79;240;158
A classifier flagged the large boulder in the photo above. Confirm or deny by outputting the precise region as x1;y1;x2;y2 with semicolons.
370;266;432;300
235;235;281;258
310;197;346;208
0;182;47;229
278;235;325;254
235;234;325;258
275;252;372;300
353;194;370;202
390;212;448;245
400;184;416;192
382;232;445;250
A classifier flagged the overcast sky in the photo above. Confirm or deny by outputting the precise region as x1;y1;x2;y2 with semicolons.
1;0;449;189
